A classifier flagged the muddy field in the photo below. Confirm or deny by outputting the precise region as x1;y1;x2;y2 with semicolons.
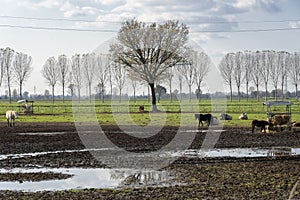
0;122;300;199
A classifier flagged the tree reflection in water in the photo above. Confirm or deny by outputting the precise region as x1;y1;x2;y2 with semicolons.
110;170;169;187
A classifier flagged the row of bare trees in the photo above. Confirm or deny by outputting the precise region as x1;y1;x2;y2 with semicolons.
42;53;112;103
219;50;300;101
0;47;32;103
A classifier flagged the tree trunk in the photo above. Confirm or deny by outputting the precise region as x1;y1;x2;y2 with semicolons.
198;86;201;102
256;84;259;101
89;83;92;103
169;88;172;103
295;84;298;101
246;82;249;102
62;82;65;103
19;82;23;100
110;81;113;99
101;85;105;103
230;84;233;102
179;81;182;102
237;86;241;102
265;82;268;101
133;89;136;103
169;80;172;103
8;77;11;104
77;87;81;102
149;83;158;111
52;85;55;104
147;86;150;103
275;86;278;101
281;82;284;100
119;88;122;102
188;85;192;103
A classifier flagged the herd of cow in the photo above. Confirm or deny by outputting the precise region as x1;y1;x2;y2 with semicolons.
195;112;298;133
4;109;297;133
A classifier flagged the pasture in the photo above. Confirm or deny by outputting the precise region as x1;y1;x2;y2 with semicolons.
1;98;300;127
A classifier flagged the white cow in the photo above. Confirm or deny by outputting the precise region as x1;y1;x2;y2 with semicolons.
6;111;18;127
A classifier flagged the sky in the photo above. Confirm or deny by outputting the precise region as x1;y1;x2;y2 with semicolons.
1;0;300;97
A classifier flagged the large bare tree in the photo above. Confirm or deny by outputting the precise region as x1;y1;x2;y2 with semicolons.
13;52;32;99
219;53;235;102
42;57;58;104
2;47;15;103
57;54;69;103
82;53;96;102
289;52;300;100
192;51;210;102
70;54;82;100
110;19;188;111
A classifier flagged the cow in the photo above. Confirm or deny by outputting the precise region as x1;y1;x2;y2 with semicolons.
6;111;18;127
195;113;212;126
252;119;269;133
239;113;248;120
292;121;300;127
220;113;232;120
268;114;290;129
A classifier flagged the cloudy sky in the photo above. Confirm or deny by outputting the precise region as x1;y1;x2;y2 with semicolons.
1;0;300;96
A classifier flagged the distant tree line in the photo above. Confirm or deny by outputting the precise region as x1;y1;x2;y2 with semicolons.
219;50;300;102
0;47;32;103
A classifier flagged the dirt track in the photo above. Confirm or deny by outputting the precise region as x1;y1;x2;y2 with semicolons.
0;122;300;199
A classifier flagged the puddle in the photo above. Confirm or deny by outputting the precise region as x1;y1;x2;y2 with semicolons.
0;168;174;192
0;148;116;161
172;147;298;158
16;132;67;136
183;130;226;133
1;147;299;162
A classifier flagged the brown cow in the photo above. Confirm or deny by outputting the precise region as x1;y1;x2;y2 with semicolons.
252;120;269;133
268;114;290;129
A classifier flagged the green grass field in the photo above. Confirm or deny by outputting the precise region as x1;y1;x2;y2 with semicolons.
1;98;300;126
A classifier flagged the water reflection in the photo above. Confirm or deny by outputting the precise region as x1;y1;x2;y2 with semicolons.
173;147;297;158
0;168;172;192
111;170;169;187
16;132;67;136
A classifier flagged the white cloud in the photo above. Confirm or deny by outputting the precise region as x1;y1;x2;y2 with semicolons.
33;0;64;9
289;21;300;29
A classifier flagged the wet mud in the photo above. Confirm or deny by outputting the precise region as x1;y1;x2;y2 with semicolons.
0;122;299;199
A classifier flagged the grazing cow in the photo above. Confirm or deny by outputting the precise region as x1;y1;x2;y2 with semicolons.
252;119;269;133
6;111;18;127
195;113;212;126
269;114;290;129
239;113;248;120
139;105;145;112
